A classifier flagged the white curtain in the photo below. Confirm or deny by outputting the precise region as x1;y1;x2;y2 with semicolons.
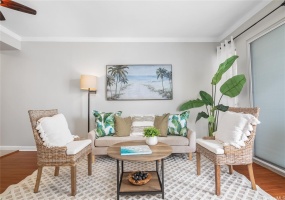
216;36;237;107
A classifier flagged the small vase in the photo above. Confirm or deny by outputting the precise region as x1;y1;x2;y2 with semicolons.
146;136;158;145
208;122;217;137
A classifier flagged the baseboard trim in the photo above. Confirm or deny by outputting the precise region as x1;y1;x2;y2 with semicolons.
0;146;36;151
253;157;285;177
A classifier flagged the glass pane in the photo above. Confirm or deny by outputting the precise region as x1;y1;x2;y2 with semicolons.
250;24;285;168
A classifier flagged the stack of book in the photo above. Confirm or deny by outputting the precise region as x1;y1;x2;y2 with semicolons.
120;145;152;155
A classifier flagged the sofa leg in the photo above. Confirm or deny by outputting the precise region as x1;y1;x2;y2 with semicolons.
228;165;234;174
188;152;192;160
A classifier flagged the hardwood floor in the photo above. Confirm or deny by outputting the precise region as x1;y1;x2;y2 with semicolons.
1;151;285;198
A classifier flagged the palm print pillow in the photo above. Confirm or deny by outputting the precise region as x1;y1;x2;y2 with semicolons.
167;111;190;136
93;110;122;138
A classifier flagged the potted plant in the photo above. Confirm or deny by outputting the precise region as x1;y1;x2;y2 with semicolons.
143;127;160;145
179;55;246;137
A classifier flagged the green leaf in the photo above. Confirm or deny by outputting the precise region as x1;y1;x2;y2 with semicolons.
195;111;209;122
208;115;215;123
211;55;239;85
180;127;188;136
220;74;246;97
172;118;182;133
179;99;205;111
169;127;175;134
199;91;213;105
215;104;229;112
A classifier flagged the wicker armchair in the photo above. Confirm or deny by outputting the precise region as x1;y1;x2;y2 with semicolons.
28;109;92;196
196;107;260;196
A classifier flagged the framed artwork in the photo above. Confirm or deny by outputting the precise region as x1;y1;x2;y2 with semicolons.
106;64;173;100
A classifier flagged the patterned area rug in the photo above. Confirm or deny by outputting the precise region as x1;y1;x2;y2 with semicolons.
0;154;274;200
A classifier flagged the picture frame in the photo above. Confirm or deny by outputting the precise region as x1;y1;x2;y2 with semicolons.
106;64;173;100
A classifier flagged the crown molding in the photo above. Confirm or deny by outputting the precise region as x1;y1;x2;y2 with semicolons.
0;25;22;41
21;37;217;42
218;0;272;42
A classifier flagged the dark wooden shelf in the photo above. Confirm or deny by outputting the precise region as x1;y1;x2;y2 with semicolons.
120;171;161;193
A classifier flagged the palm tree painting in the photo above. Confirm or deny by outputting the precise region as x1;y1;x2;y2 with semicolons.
106;65;172;100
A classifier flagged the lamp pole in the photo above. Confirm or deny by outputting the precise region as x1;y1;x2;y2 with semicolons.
88;88;91;132
87;88;97;132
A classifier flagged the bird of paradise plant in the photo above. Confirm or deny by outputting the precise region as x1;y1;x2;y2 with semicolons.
179;55;246;136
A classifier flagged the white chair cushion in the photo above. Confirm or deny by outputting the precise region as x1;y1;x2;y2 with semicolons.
36;114;75;147
214;111;260;148
196;138;224;155
66;139;91;155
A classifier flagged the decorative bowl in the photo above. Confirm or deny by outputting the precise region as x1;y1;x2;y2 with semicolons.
128;171;152;186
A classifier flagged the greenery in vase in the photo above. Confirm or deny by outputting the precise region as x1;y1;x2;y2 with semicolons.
179;55;246;136
143;127;160;137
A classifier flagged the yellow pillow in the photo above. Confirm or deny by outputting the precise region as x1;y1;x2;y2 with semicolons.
114;116;132;137
154;113;170;137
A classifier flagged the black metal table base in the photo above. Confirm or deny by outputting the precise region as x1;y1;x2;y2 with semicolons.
116;159;164;200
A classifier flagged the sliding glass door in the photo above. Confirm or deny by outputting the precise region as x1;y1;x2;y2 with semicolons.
250;23;285;169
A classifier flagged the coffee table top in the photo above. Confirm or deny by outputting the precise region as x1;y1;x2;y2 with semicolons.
107;140;172;162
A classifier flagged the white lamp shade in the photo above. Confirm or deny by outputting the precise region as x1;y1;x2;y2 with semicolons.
80;75;97;91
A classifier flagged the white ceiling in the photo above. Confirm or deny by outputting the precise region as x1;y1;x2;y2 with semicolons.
0;0;272;42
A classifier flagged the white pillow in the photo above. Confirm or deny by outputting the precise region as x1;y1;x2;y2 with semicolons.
130;115;154;136
36;113;75;147
214;111;260;148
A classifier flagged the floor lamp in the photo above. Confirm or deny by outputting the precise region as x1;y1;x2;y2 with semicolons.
80;75;97;132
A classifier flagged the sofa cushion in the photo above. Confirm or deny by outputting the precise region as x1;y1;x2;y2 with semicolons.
154;113;170;137
130;115;154;136
196;138;224;154
36;113;75;147
114;116;132;137
168;111;190;137
95;136;144;147
93;110;122;138
158;136;189;146
66;139;91;155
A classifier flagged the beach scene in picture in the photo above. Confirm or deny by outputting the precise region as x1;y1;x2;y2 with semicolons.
106;65;173;100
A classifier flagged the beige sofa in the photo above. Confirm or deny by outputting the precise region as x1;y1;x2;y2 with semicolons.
88;129;196;160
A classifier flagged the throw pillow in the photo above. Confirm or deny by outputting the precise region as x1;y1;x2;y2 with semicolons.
36;113;75;147
130;115;155;136
214;111;260;148
168;111;190;137
114;116;132;137
93;110;122;138
154;113;170;137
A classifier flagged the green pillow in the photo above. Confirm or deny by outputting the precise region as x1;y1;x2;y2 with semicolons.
93;110;122;138
168;111;190;137
154;113;170;137
114;116;132;137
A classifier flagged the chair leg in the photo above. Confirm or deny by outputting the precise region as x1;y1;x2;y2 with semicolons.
71;166;76;196
247;163;257;190
215;165;221;196
189;152;192;160
54;166;60;176
34;166;43;193
88;153;92;176
196;152;201;175
228;165;234;174
92;155;95;163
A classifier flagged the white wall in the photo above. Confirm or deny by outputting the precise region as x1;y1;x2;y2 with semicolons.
0;42;217;146
221;1;285;107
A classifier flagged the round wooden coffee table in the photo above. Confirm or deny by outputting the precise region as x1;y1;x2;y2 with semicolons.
107;141;172;200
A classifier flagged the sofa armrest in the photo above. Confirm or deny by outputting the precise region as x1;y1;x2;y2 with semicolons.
187;129;196;151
